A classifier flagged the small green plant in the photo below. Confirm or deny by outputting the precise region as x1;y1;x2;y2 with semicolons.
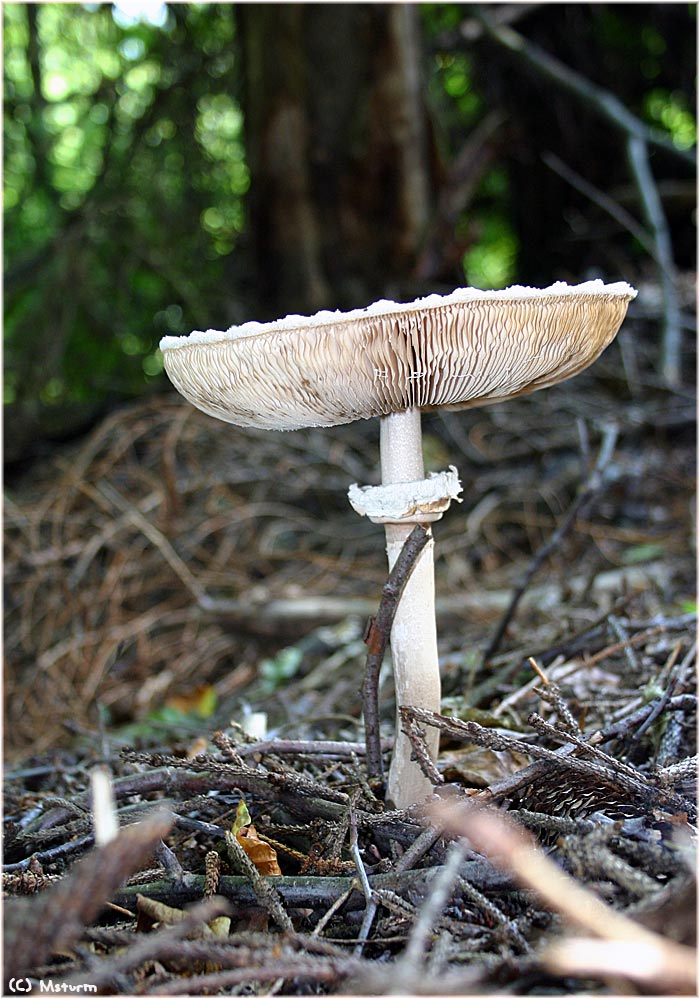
259;646;304;693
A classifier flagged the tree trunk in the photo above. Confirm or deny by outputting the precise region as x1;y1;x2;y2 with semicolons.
238;3;434;317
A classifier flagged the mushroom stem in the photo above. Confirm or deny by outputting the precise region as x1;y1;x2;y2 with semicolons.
379;408;441;808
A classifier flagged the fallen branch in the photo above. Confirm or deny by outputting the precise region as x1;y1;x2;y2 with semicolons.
238;738;392;759
198;559;675;629
112;867;443;913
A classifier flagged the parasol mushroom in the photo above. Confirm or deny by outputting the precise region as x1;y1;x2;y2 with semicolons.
160;279;636;808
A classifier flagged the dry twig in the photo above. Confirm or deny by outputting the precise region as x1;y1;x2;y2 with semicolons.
4;809;173;979
432;802;696;993
483;422;618;663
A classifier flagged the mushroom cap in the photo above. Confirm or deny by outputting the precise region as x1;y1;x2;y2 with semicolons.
160;280;636;431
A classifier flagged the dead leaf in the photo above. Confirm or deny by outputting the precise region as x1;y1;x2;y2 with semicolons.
441;745;532;787
236;825;282;876
231;798;282;876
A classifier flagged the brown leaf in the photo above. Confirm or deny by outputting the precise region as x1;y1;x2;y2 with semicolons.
441;745;531;788
237;825;282;877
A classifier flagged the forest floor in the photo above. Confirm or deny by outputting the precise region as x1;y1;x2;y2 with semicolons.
4;306;697;996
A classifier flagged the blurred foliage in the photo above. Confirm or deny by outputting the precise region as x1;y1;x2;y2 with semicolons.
103;686;218;747
421;2;696;287
4;3;696;457
5;2;245;429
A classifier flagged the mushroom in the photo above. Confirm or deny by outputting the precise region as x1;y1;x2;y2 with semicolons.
160;279;636;808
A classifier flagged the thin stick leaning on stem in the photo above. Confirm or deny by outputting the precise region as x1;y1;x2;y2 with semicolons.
362;524;431;789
